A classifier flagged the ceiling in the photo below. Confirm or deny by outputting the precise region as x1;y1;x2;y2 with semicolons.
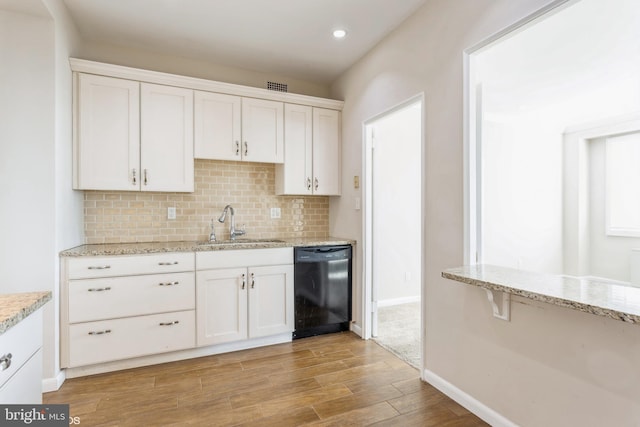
57;0;427;84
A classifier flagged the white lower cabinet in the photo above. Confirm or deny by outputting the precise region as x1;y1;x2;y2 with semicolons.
62;253;196;368
68;310;195;367
61;248;294;373
0;309;43;404
196;248;294;347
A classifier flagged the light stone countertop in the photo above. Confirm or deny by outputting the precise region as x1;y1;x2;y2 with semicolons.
442;264;640;324
59;237;355;257
0;291;52;335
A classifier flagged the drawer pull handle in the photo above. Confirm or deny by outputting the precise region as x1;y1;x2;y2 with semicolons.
241;273;246;290
88;330;111;336
251;272;255;289
159;281;179;287
159;321;180;326
88;265;111;270
158;261;178;266
0;353;12;371
88;287;111;292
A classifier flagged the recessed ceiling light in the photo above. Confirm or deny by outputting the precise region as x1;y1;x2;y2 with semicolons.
333;29;347;39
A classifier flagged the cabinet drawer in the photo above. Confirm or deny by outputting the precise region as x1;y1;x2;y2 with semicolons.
68;272;195;323
67;252;195;279
68;310;195;367
0;309;42;389
0;350;42;404
196;247;292;270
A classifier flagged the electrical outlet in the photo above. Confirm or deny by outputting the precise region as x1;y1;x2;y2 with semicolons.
167;207;176;220
270;207;281;219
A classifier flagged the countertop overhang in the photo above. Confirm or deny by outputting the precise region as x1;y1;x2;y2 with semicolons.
442;264;640;324
59;237;355;257
0;292;52;335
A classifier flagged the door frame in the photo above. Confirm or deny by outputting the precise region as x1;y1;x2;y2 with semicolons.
362;93;425;373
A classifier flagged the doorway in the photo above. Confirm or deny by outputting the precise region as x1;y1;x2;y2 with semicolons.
364;97;423;369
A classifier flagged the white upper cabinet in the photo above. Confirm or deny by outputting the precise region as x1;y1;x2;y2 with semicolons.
312;108;341;196
74;74;140;191
241;98;284;163
276;106;341;196
74;75;194;192
195;94;284;163
194;91;241;161
140;83;194;192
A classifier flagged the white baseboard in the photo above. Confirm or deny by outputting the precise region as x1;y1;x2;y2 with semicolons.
423;369;517;427
350;322;363;337
377;295;420;307
42;370;66;393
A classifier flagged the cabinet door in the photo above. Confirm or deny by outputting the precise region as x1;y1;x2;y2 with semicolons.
312;108;341;195
196;268;248;346
194;91;242;161
276;104;313;195
241;98;284;163
141;83;194;192
75;73;140;190
248;264;294;338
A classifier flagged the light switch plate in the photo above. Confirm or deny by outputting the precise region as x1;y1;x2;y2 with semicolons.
270;207;281;219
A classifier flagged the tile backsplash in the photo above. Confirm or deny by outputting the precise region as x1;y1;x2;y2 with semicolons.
84;159;329;244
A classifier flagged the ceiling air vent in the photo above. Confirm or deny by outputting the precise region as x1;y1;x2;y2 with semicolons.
267;81;288;93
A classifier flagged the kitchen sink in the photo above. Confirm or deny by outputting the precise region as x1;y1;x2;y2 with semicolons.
197;238;285;247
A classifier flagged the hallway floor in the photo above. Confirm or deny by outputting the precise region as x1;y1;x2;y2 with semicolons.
373;302;421;369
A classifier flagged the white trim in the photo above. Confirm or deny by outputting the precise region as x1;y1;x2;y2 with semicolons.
42;370;66;393
63;333;291;379
69;58;344;110
377;296;420;308
349;322;363;337
423;369;518;427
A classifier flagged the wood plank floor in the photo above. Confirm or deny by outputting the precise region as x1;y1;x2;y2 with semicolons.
44;332;488;426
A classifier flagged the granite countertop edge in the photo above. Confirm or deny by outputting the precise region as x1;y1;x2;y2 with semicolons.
442;265;640;324
59;237;356;257
0;291;52;335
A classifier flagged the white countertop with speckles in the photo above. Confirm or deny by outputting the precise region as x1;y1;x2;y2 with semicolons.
442;265;640;324
59;237;355;257
0;292;51;335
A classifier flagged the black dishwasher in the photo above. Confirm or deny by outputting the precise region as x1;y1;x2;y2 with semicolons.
293;245;352;339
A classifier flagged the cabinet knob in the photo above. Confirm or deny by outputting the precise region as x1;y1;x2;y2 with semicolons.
0;353;12;371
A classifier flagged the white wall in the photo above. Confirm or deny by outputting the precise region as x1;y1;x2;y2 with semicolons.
42;0;85;389
0;3;56;384
372;103;421;303
481;114;563;274
78;40;330;98
330;0;640;425
0;0;84;390
588;137;640;282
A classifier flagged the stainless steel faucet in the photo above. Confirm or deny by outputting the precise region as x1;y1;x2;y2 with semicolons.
218;205;245;240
